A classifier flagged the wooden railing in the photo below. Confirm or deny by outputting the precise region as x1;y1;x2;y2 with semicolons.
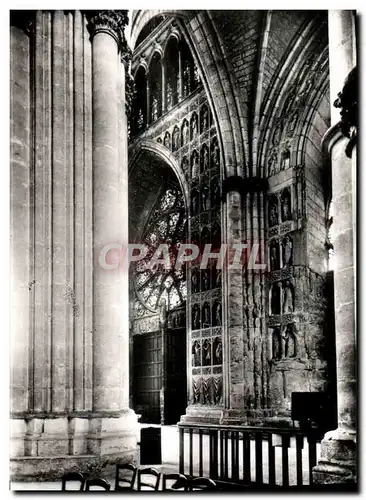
178;422;322;488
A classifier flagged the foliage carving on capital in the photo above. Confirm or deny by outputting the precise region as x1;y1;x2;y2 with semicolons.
334;66;357;158
85;10;129;53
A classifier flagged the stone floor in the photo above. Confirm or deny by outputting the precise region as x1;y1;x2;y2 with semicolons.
10;424;320;490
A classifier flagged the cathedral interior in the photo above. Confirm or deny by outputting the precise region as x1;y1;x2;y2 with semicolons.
9;9;357;488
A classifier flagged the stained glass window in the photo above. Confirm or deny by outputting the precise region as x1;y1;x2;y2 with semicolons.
134;186;187;312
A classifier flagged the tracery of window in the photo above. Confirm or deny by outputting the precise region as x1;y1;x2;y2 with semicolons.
134;186;187;313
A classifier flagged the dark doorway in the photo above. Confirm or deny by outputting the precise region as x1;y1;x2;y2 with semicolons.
164;327;187;424
133;332;162;423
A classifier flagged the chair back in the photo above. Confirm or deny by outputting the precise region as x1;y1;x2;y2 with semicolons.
85;478;111;491
137;467;161;491
162;473;187;491
115;463;137;490
61;472;85;491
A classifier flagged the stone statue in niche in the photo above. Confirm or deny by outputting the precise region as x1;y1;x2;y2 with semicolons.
182;156;189;173
281;189;291;222
281;140;291;170
202;339;212;366
287;111;298;137
192;377;201;404
172;127;179;151
164;131;171;150
191;189;199;216
202;302;211;328
191;150;199;178
193;64;200;85
211;139;220;168
282;236;293;267
268;196;278;227
268;147;278;176
270;240;280;271
192;304;200;330
166;81;173;111
201;185;209;212
213;337;222;365
192;340;201;366
201;105;209;132
283;281;294;313
270;283;281;315
191;113;198;140
191;269;199;294
201;269;210;291
201;145;209;172
213;301;222;326
214;268;222;288
272;328;282;359
182;120;189;146
283;324;296;358
272;119;283;146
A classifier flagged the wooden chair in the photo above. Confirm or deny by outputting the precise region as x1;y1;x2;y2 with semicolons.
115;463;137;490
188;477;217;491
137;467;161;491
85;478;111;491
61;472;85;491
162;473;187;491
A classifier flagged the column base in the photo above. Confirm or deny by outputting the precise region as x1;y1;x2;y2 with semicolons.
313;428;357;484
10;410;139;481
179;405;224;425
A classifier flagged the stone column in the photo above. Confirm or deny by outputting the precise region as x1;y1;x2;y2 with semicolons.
85;9;138;454
313;10;357;485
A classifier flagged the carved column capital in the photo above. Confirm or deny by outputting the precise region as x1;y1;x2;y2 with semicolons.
85;10;129;52
333;66;357;158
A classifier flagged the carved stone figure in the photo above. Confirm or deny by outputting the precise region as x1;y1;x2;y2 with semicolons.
269;197;278;227
215;268;222;288
192;340;201;366
172;127;179;151
201;106;209;131
252;302;261;327
201;269;209;291
191;113;198;140
283;324;296;357
213;302;222;326
191;151;199;178
202;339;211;366
211;178;220;207
164;131;171;150
201;185;209;212
283;281;294;313
270;241;280;271
213;337;222;365
281;141;291;170
281;189;291;222
192;304;200;330
182;120;189;146
268;147;278;176
202;302;211;327
191;190;199;216
211;140;220;167
203;146;209;171
182;156;189;173
282;236;293;267
191;270;199;294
